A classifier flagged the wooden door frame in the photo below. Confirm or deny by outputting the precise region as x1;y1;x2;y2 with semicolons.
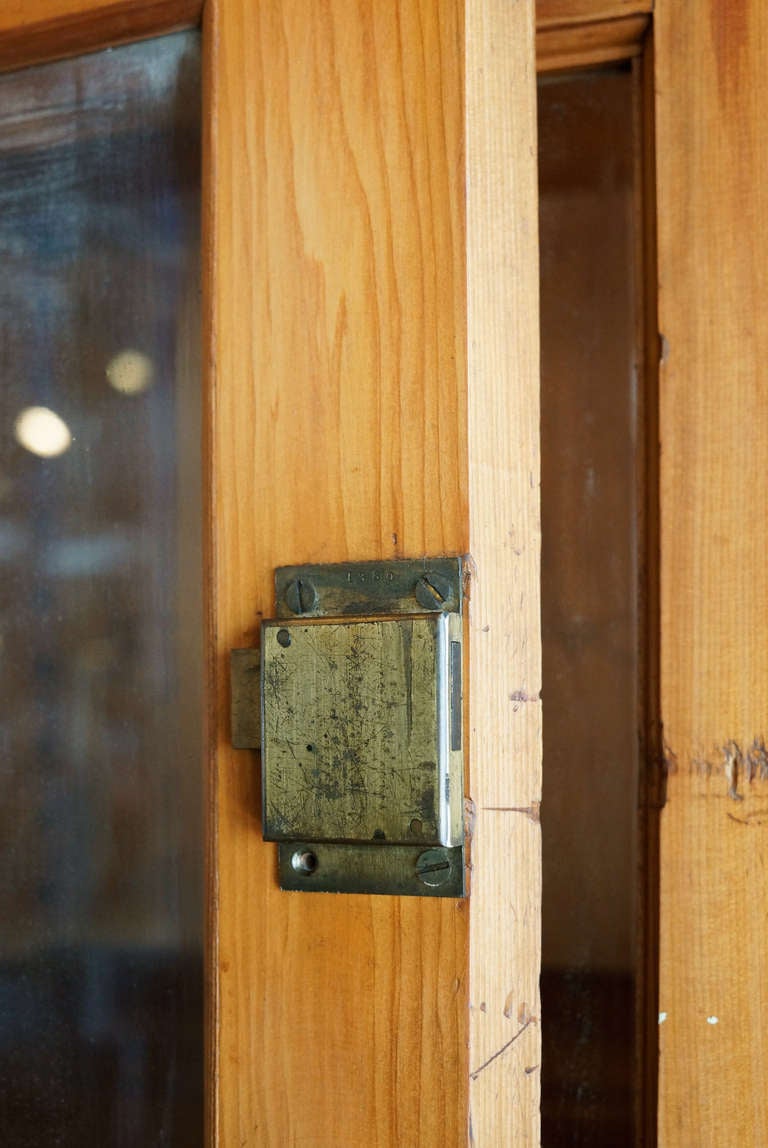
0;1;538;1143
540;4;768;1146
0;1;202;70
536;0;651;71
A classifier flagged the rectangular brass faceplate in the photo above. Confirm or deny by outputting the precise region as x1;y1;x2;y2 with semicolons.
279;842;465;897
231;558;466;896
274;556;464;619
261;613;463;847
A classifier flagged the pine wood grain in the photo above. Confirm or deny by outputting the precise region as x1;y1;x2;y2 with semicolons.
206;1;470;1143
536;13;648;71
467;0;542;1143
655;1;768;1142
0;0;201;71
0;1;542;1139
536;0;652;29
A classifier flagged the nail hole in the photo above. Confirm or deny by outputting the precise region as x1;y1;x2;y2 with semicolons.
276;628;292;648
291;850;318;875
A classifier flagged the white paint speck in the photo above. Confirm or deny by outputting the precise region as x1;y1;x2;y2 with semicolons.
707;1016;719;1025
658;1011;667;1025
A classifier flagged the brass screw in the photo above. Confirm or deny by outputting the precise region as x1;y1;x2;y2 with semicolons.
285;578;318;615
414;573;452;611
416;848;452;887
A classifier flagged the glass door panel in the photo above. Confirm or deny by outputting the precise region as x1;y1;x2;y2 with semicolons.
0;31;202;1146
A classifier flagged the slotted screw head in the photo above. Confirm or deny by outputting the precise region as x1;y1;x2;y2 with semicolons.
416;848;452;887
284;578;318;615
414;573;453;611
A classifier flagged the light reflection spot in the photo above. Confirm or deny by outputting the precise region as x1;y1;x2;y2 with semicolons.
106;349;154;395
14;406;72;458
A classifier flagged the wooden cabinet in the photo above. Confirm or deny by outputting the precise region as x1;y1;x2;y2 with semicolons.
3;0;763;1144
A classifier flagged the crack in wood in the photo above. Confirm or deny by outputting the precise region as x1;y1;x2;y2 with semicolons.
668;738;768;799
482;803;541;822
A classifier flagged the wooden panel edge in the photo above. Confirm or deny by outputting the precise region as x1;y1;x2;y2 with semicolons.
656;0;768;1142
201;3;218;1145
632;32;661;1148
537;0;652;30
0;0;202;72
467;0;542;1144
537;13;649;73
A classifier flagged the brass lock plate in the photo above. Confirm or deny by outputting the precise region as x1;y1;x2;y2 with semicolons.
261;613;462;846
232;558;466;897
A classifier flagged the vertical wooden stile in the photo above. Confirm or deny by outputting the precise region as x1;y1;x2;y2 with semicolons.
467;1;542;1144
655;1;768;1142
207;2;470;1143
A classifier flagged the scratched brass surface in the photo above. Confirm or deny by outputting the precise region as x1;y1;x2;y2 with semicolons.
274;557;464;618
278;842;465;897
261;615;459;846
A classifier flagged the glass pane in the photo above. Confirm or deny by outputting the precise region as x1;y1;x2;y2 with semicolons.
0;32;202;1146
538;68;640;1145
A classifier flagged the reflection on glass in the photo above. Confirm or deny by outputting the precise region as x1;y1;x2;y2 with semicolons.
14;406;73;457
0;33;202;1146
539;68;640;1145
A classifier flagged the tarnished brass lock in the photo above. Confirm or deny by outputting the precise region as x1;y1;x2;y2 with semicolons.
231;559;466;897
